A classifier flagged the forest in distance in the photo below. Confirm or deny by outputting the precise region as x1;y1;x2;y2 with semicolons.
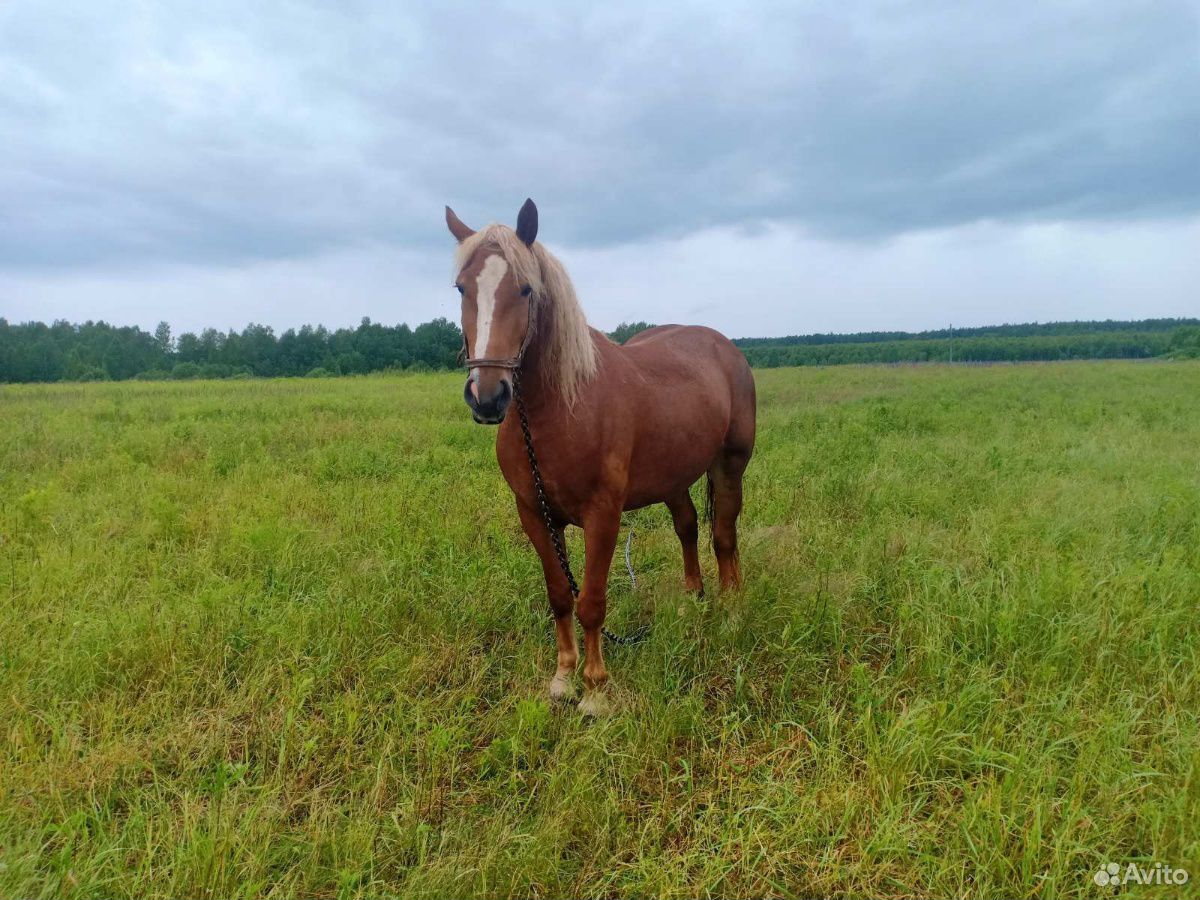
0;315;1197;384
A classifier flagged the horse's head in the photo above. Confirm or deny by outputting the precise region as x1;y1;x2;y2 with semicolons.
446;199;540;424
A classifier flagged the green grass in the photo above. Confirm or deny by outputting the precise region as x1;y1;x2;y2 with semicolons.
2;362;1198;899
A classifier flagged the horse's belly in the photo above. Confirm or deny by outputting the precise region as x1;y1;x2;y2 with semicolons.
621;374;732;508
623;431;723;509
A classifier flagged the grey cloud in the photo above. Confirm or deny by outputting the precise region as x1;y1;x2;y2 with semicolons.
0;0;1197;271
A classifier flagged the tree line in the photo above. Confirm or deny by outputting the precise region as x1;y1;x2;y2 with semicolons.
734;317;1198;347
738;330;1185;368
0;317;1196;384
0;318;464;383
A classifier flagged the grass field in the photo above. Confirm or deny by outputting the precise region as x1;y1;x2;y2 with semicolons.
2;361;1198;898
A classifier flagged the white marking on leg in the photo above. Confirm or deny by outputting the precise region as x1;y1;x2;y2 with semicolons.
549;671;575;702
578;691;614;717
470;254;508;376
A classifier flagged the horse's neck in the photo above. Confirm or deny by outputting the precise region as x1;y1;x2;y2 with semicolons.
516;324;600;417
516;331;558;415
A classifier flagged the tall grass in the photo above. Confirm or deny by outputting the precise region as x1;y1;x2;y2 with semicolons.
1;362;1197;898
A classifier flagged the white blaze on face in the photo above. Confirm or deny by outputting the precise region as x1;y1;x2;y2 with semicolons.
471;254;509;371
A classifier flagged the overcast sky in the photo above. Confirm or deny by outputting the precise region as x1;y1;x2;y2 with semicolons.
1;1;1197;338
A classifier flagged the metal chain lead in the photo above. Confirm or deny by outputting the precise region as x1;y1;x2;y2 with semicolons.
511;366;649;646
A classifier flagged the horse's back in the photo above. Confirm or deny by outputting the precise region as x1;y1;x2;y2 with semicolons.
622;324;690;346
623;323;732;353
620;324;754;408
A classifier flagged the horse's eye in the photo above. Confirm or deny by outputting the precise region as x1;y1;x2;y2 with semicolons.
520;285;532;297
455;284;464;295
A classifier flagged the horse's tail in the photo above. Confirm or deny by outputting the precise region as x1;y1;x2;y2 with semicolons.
704;472;715;532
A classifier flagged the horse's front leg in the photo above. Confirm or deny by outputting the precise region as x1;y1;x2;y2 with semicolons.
516;501;578;701
576;503;621;716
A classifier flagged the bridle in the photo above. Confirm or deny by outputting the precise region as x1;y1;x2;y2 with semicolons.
460;297;649;647
463;356;523;369
462;284;536;373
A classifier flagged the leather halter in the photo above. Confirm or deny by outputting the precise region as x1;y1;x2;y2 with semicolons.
463;355;522;370
462;294;535;372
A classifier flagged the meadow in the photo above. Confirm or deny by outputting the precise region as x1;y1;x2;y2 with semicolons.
1;361;1198;898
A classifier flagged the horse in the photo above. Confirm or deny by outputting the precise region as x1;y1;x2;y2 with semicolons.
447;198;756;715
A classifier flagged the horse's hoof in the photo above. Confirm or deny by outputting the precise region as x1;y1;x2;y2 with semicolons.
548;673;575;702
577;691;614;717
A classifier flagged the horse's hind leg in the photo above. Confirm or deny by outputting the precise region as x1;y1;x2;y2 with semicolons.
664;490;703;594
708;446;751;590
709;371;755;590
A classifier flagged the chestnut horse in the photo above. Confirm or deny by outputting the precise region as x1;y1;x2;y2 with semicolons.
447;199;756;715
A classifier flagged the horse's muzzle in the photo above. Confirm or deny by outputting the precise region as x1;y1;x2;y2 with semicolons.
464;375;511;425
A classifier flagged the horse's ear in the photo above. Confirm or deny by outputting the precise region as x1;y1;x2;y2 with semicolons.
515;198;538;246
445;206;475;243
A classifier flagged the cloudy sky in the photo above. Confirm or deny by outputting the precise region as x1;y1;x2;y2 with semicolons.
1;1;1197;338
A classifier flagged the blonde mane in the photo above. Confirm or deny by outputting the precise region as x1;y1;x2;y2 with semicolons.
454;224;599;406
